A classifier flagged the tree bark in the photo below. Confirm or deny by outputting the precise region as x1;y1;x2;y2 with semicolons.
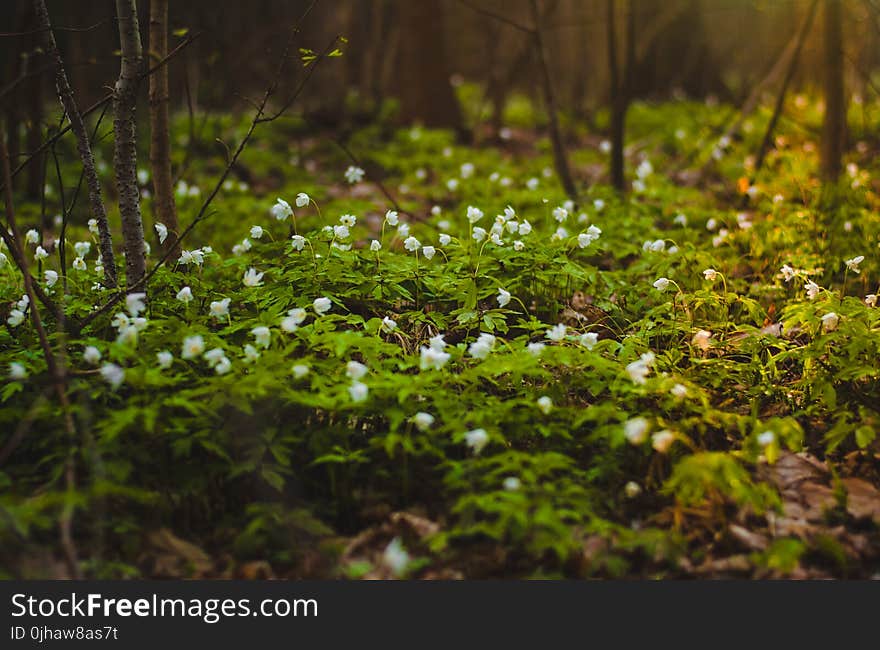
113;0;147;290
821;0;846;183
530;0;577;200
33;0;118;287
148;0;180;260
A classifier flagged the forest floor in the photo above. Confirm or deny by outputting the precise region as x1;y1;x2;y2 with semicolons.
2;97;880;579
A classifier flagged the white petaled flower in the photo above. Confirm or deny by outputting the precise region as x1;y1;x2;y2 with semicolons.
291;364;309;379
472;227;487;243
210;298;231;319
290;235;306;251
526;177;539;191
410;412;435;432
44;270;58;287
385;210;399;226
346;360;368;380
506;220;519;234
243;268;264;287
112;312;130;329
527;342;545;356
468;332;496;359
370;239;382;252
546;323;567;342
845;255;865;274
537;396;553;414
580;332;598;350
703;268;718;281
203;348;226;367
243;344;261;364
497;288;511;308
250;225;264;240
671;383;688;398
692;329;712;351
518;220;532;236
9;362;27;380
553;206;568;223
381;316;397;333
214;356;232;375
420;345;451;370
805;280;821;300
348;381;368;402
466;206;484;224
74;241;91;257
464;428;489;455
780;264;796;282
552;226;568;241
439;234;451;246
156;351;173;369
757;431;775;447
25;229;39;245
176;286;193;303
446;178;459;192
88;219;99;235
100;363;125;390
513;240;525;251
126;292;146;317
295;192;310;208
437;218;450;230
653;277;671;291
866;294;878;308
820;312;839;332
83;346;102;365
344;166;365;184
181;335;205;359
674;213;687;226
624;417;649;445
460;162;474;178
383;538;410;577
626;352;655;385
397;223;410;238
271;197;293;221
503;476;521;492
115;325;138;347
652;430;675;454
624;481;642;498
155;223;168;244
422;245;436;260
339;214;357;228
252;326;271;349
34;246;48;261
333;224;350;239
403;236;421;252
313;297;332;314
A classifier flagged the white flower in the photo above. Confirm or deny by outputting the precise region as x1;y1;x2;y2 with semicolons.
74;241;91;257
757;431;775;447
653;277;671;291
624;417;649;444
176;286;193;303
703;268;718;281
866;294;878;307
73;257;87;271
344;166;365;184
673;213;687;226
44;270;58;287
553;206;568;222
214;356;232;375
243;268;264;287
249;225;264;240
518;220;532;236
552;226;568;241
88;219;99;235
805;280;821;300
100;363;125;390
446;178;459;192
34;246;48;261
692;329;712;351
636;159;653;178
209;298;231;320
422;245;436;260
204;348;226;367
546;323;567;342
404;236;421;252
333;224;350;239
181;335;205;359
464;428;489;455
438;234;451;246
291;364;309;379
381;316;397;332
526;177;539;191
339;214;357;228
295;192;310;208
383;537;410;577
580;332;598;350
420;345;451;370
652;430;675;453
460;162;474;179
346;360;368;380
671;383;688;398
537;396;553;414
25;229;39;245
243;344;261;364
9;362;27;380
348;381;368;402
844;255;865;274
513;240;525;251
626;352;655;384
155;222;168;244
125;292;146;317
472;227;487;243
385;210;399;226
780;264;796;282
313;297;332;314
468;332;496;359
527;342;545;356
497;288;511;308
396;223;411;239
370;239;382;252
252;326;271;349
466;206;484;224
624;481;642;498
156;351;173;369
178;249;205;265
83;346;102;365
271;197;293;221
503;476;522;491
412;412;435;431
820;312;839;332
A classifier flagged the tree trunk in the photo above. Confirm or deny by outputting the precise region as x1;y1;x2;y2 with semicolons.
821;0;845;183
33;0;118;287
113;0;147;290
148;0;180;260
530;0;577;200
607;0;626;191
